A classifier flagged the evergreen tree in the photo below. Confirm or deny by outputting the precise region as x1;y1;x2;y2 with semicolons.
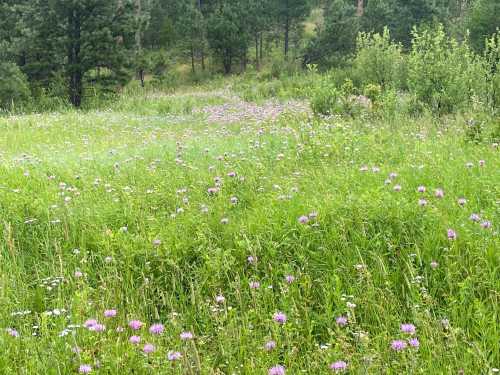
467;0;500;51
246;0;272;69
24;0;136;107
176;0;206;73
304;0;359;67
206;3;248;74
362;0;445;48
273;0;312;58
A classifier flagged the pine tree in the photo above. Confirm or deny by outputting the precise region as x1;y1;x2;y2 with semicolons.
467;0;500;51
24;0;136;107
176;1;206;74
206;3;248;74
273;0;312;58
304;0;359;67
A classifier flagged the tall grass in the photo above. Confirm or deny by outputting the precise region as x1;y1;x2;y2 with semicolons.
0;83;498;374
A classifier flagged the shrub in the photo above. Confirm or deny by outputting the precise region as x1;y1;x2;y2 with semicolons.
352;28;405;89
310;80;341;116
311;76;368;117
0;62;31;110
484;32;500;109
266;56;300;80
363;83;382;102
407;25;489;114
463;112;500;144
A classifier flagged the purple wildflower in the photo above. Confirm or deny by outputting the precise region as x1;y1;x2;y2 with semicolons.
418;198;427;207
79;365;92;374
104;309;117;318
408;337;420;348
207;187;219;195
330;361;348;372
149;323;165;335
6;328;19;337
336;316;348;327
249;281;260;289
285;275;295;284
391;339;407;351
457;198;467;206
470;213;481;222
143;343;155;353
298;215;309;224
180;331;194;341
215;294;225;303
447;229;457;240
265;340;277;351
417;186;426;193
129;320;143;330
84;319;97;329
273;312;287;324
129;335;141;344
435;189;444;198
480;221;492;229
167;351;182;361
400;323;416;334
268;365;285;375
89;323;105;332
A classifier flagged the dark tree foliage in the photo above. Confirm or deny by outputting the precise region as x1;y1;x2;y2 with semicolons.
467;0;500;51
274;0;312;58
1;0;499;107
4;0;136;107
304;0;359;66
206;3;248;74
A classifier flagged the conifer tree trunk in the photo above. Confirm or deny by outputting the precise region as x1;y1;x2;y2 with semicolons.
191;45;196;73
135;0;144;87
255;35;259;70
198;0;205;71
260;33;263;61
68;8;82;107
284;16;290;59
356;0;364;16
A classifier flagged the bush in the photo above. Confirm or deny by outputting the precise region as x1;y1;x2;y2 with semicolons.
363;83;382;102
264;56;300;80
407;25;489;114
0;62;31;110
310;80;341;116
311;76;368;117
352;28;405;89
484;32;500;109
